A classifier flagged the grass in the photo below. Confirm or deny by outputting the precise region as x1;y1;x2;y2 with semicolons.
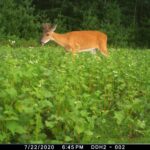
0;45;150;143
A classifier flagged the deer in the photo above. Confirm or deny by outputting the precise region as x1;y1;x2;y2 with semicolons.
40;23;108;57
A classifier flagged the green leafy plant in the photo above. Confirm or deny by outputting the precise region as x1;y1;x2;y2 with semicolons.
0;46;149;143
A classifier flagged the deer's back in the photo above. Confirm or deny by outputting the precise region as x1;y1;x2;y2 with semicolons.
66;31;107;49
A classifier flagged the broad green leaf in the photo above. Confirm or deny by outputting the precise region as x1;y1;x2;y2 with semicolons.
114;111;124;125
65;136;72;142
137;120;145;129
39;100;53;108
43;90;53;98
6;121;25;135
30;140;43;144
0;132;7;142
6;87;17;98
75;125;84;134
45;121;56;129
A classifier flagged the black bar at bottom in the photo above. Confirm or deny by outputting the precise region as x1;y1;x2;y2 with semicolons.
0;144;149;150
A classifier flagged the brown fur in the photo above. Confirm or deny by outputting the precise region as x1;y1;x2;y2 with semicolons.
41;23;108;56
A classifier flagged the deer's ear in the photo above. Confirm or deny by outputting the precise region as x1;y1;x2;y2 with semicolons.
42;23;52;32
51;24;57;32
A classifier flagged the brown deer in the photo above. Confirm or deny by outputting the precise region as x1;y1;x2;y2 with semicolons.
41;23;108;56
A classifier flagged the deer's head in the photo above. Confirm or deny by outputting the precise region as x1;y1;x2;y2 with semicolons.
41;23;57;45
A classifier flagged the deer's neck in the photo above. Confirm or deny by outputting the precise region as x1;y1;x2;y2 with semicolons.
52;32;68;48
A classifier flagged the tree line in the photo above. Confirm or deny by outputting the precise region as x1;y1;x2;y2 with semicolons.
0;0;149;47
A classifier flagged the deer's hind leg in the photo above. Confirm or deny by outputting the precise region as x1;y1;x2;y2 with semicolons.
98;41;109;57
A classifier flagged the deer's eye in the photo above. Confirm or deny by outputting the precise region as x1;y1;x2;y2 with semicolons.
46;33;49;36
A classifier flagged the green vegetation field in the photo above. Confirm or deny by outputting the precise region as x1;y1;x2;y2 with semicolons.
0;45;150;143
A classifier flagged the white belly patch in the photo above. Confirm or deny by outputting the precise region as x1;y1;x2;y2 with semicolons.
78;48;97;54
